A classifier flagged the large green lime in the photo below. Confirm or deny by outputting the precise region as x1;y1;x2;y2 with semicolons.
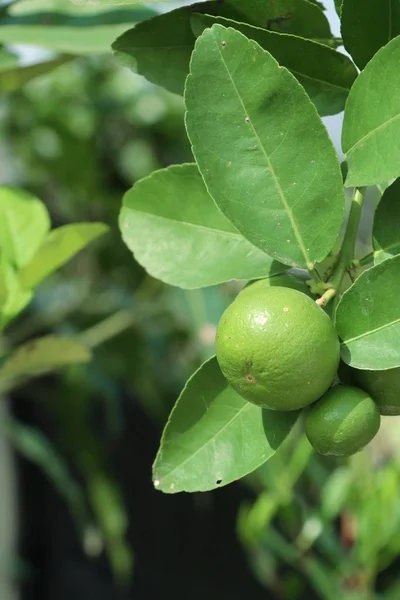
305;386;381;456
353;367;400;415
215;285;340;411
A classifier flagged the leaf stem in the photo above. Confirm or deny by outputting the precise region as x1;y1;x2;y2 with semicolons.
316;187;366;308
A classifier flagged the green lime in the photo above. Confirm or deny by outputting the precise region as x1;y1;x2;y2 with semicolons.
215;285;340;411
305;386;381;456
353;367;400;415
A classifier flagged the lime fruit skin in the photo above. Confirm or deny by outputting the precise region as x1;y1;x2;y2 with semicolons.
305;386;381;456
353;367;400;415
215;285;340;411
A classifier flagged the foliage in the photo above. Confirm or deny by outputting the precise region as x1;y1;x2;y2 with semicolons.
3;0;400;598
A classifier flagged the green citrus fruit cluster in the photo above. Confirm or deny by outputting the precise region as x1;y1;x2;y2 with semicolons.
216;278;383;457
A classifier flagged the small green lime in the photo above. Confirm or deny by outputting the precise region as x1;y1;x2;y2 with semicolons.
216;285;340;411
353;367;400;415
305;386;381;456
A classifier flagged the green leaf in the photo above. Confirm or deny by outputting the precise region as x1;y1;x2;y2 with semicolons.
341;0;400;70
0;335;91;389
185;25;344;269
113;0;332;95
372;179;400;264
0;0;154;54
336;255;400;370
0;258;32;329
192;15;357;117
19;222;109;289
320;467;351;519
342;36;400;187
0;56;74;93
153;357;298;493
0;187;50;269
120;164;286;289
0;48;19;72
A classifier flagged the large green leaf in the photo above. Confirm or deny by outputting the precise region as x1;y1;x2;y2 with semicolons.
342;36;400;187
341;0;400;70
185;25;344;269
0;335;91;389
120;164;286;289
153;357;298;493
113;0;332;95
336;255;400;370
0;187;50;269
0;258;32;329
193;15;357;117
19;222;109;289
0;0;154;54
0;56;73;93
372;179;400;265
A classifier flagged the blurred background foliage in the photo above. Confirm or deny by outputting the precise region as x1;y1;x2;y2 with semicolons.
1;1;400;600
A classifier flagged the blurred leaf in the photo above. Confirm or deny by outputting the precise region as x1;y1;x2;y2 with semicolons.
357;467;399;564
336;255;400;369
0;187;50;269
335;0;342;14
19;222;109;289
152;356;298;493
0;335;91;388
2;418;89;531
120;164;286;289
0;258;32;329
185;25;344;268
342;36;400;187
320;467;351;519
0;56;74;93
341;0;400;70
0;48;19;71
0;1;154;54
372;178;400;264
192;14;357;117
87;472;133;583
113;0;332;95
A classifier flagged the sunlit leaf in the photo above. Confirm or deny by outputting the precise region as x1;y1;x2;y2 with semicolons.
336;255;400;369
0;187;50;269
192;15;357;117
120;164;286;289
185;25;344;268
20;222;109;289
342;36;400;187
153;357;298;493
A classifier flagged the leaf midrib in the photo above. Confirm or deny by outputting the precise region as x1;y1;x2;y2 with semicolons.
344;315;400;344
212;32;312;267
291;68;351;92
346;112;400;155
125;206;247;239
